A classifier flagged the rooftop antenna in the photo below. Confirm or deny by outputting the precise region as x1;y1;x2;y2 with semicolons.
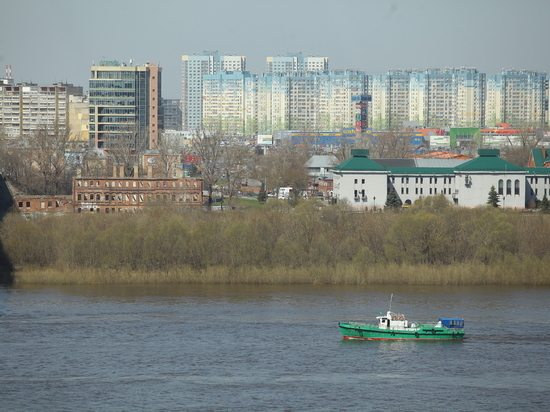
6;65;12;79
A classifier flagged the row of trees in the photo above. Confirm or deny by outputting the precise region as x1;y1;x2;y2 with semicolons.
2;196;550;275
0;123;312;209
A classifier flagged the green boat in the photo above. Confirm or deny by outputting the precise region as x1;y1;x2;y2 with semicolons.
339;297;465;340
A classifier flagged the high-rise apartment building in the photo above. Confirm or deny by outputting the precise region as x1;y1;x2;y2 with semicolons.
88;60;162;150
202;71;257;135
486;70;548;127
0;79;83;139
181;51;246;131
256;70;368;134
369;68;485;129
266;52;329;73
369;71;411;130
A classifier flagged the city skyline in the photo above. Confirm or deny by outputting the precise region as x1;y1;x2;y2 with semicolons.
2;0;549;99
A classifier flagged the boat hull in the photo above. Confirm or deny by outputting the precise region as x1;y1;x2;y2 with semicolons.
338;322;465;340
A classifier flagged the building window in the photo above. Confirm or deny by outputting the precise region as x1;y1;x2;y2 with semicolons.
506;179;512;196
498;179;503;195
514;179;520;195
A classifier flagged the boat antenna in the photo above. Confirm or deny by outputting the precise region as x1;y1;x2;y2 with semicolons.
389;294;393;312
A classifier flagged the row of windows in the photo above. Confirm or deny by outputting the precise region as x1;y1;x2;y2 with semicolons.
498;179;521;196
89;107;137;115
77;193;199;202
90;80;136;89
93;71;140;80
90;91;137;98
77;180;198;188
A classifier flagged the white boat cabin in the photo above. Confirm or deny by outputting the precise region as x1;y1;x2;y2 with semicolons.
376;311;417;330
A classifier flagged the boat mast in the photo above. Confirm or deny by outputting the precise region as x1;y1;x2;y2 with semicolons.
389;294;393;312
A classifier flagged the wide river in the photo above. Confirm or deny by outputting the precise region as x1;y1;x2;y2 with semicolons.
1;283;549;411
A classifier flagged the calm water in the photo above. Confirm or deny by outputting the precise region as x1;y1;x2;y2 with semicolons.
1;283;549;411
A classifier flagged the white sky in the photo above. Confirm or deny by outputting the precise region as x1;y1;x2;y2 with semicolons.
1;0;548;98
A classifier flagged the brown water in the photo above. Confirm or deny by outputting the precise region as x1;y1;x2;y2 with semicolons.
1;284;549;411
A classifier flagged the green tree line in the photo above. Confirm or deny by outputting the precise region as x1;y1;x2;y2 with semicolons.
2;195;550;285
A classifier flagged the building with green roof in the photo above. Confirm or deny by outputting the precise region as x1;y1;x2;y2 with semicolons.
332;148;550;209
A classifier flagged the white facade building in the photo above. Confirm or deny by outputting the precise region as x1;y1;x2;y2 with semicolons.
485;70;548;127
369;68;486;129
266;53;328;73
332;149;543;210
181;51;246;131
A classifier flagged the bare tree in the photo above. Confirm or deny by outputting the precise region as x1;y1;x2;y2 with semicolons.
219;143;251;205
192;129;225;209
368;130;413;159
156;133;184;178
254;139;309;195
26;124;75;194
107;124;148;177
80;146;109;177
502;124;541;167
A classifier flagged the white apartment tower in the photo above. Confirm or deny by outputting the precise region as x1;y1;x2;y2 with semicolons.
202;71;257;135
266;52;328;73
486;70;548;127
256;71;367;134
181;51;246;131
369;68;485;129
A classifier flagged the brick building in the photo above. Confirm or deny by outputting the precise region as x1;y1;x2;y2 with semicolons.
73;167;202;213
13;195;73;217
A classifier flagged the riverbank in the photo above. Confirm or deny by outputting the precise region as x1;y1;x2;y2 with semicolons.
11;260;550;285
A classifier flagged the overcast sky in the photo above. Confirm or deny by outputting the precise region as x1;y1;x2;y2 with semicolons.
2;0;548;98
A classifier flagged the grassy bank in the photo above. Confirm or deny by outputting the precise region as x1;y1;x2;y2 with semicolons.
12;258;550;286
3;197;550;286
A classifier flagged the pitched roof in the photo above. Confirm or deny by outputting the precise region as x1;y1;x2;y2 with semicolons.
332;149;388;172
454;149;524;173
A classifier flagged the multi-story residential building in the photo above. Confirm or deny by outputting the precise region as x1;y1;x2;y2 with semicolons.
369;70;411;130
202;71;257;135
369;68;485;129
266;52;329;73
88;60;162;150
181;51;246;131
0;79;83;139
256;70;368;134
486;70;548;127
161;98;182;131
